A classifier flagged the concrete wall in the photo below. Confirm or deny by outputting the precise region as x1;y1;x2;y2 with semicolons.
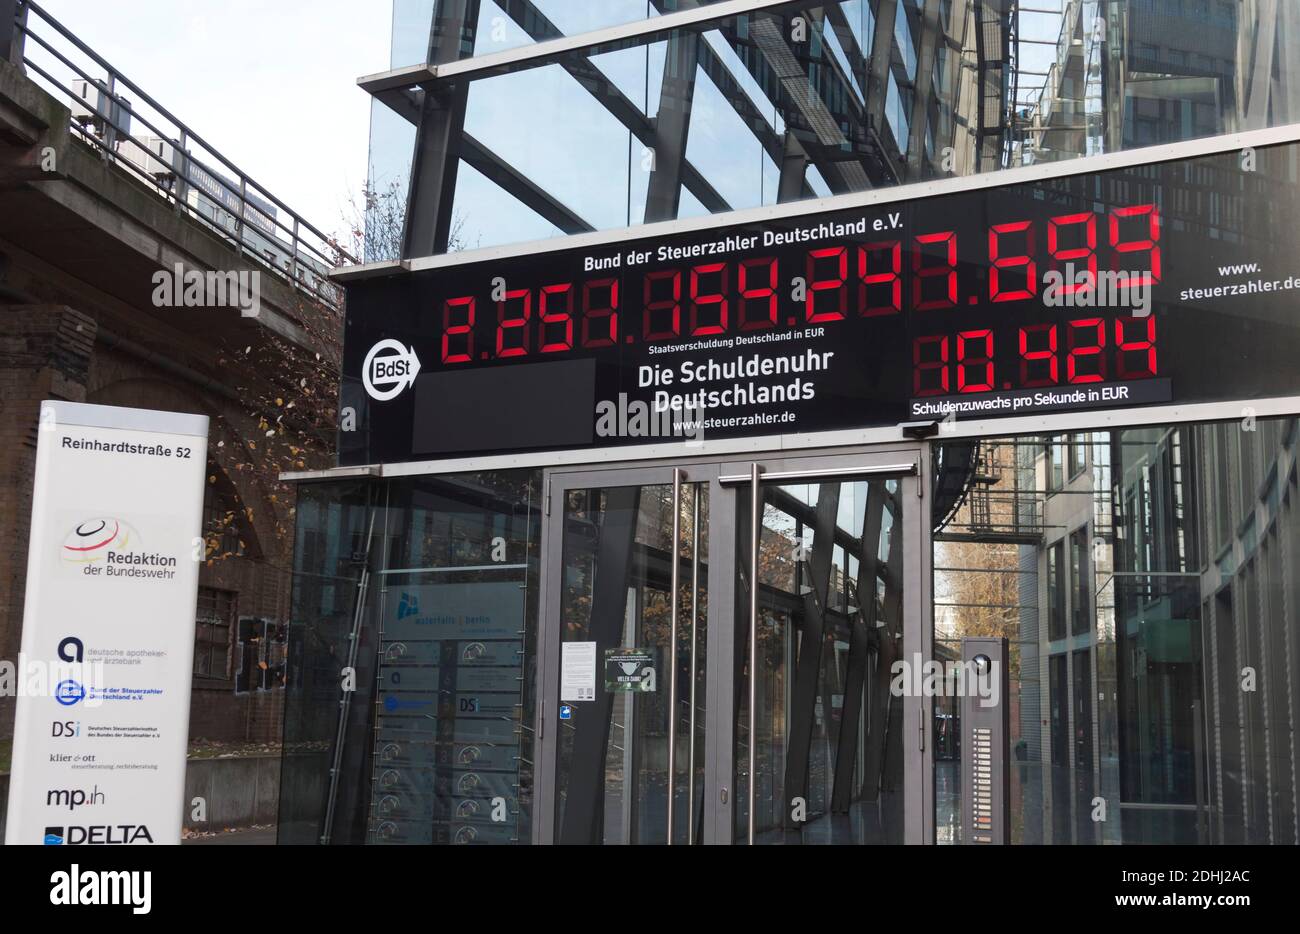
182;755;280;831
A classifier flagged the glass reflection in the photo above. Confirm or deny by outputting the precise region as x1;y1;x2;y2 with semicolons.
555;481;708;844
370;0;1300;258
935;418;1300;844
736;478;904;844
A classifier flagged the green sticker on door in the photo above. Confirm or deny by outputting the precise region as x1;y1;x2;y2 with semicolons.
604;648;657;693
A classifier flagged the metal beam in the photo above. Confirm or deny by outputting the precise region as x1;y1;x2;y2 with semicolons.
438;0;809;83
692;33;814;200
863;486;905;803
832;480;887;811
714;11;884;193
777;129;810;201
908;0;946;178
782;483;840;832
460;132;595;234
492;0;733;219
402;0;482;257
645;32;700;222
865;0;901;160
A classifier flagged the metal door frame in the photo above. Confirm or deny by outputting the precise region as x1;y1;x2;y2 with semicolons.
534;441;931;845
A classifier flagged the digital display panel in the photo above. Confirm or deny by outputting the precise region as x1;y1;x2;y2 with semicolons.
342;138;1300;464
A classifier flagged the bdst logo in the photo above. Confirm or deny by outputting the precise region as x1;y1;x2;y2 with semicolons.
362;339;421;401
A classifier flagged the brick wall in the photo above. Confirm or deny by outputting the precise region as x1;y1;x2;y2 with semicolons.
0;305;96;734
0;307;300;744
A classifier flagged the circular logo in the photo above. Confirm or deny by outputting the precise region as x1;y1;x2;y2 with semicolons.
362;339;421;401
55;680;85;706
62;518;133;565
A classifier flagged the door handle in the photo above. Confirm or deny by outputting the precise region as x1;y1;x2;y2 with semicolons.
747;462;761;845
666;468;682;845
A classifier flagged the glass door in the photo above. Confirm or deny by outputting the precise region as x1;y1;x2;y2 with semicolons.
727;458;925;844
536;449;929;845
538;465;717;844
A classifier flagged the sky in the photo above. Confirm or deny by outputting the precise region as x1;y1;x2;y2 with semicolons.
37;0;391;242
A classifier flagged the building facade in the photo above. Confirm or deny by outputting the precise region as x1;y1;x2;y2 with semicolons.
279;0;1300;844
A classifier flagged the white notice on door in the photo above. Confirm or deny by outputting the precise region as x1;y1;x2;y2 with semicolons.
561;641;598;701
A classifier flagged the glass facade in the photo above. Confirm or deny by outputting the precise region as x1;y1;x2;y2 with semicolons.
737;477;906;844
279;471;541;845
281;0;1300;845
366;0;1300;260
934;417;1300;844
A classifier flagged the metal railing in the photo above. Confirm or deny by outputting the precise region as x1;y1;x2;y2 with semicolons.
6;0;356;309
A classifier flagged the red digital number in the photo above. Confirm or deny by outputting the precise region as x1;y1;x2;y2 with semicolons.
913;231;958;310
539;283;574;353
1066;318;1106;383
581;278;618;348
1018;323;1058;387
495;288;531;358
806;246;848;322
913;335;949;395
859;240;901;316
1109;203;1161;287
989;220;1036;302
689;262;729;336
738;257;778;331
957;329;994;393
1115;315;1157;379
1048;212;1097;295
442;296;475;364
644;269;682;340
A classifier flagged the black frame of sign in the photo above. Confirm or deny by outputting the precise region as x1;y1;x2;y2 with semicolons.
339;127;1300;466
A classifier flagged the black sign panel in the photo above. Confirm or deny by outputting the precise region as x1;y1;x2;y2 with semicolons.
341;139;1300;465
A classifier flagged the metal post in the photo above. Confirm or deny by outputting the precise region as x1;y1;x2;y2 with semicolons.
687;484;700;843
321;511;375;845
102;73;118;155
1192;700;1207;844
235;175;248;253
666;467;682;844
2;0;26;67
322;569;369;844
747;462;761;844
291;216;301;286
173;129;190;212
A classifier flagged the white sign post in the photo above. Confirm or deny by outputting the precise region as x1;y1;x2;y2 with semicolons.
5;401;208;845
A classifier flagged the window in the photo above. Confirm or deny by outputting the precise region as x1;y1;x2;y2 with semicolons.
1049;654;1068;766
194;586;235;679
235;618;287;693
1045;439;1065;492
1048;540;1065;641
1069;434;1087;478
1070;527;1090;635
203;464;251;560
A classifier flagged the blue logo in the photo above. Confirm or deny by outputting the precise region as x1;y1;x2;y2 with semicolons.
383;694;432;712
559;704;573;720
396;592;419;620
55;680;85;707
44;826;64;845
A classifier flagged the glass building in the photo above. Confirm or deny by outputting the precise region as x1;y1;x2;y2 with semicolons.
278;1;1300;844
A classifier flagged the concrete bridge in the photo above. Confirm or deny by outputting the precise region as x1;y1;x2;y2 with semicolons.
0;0;342;745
